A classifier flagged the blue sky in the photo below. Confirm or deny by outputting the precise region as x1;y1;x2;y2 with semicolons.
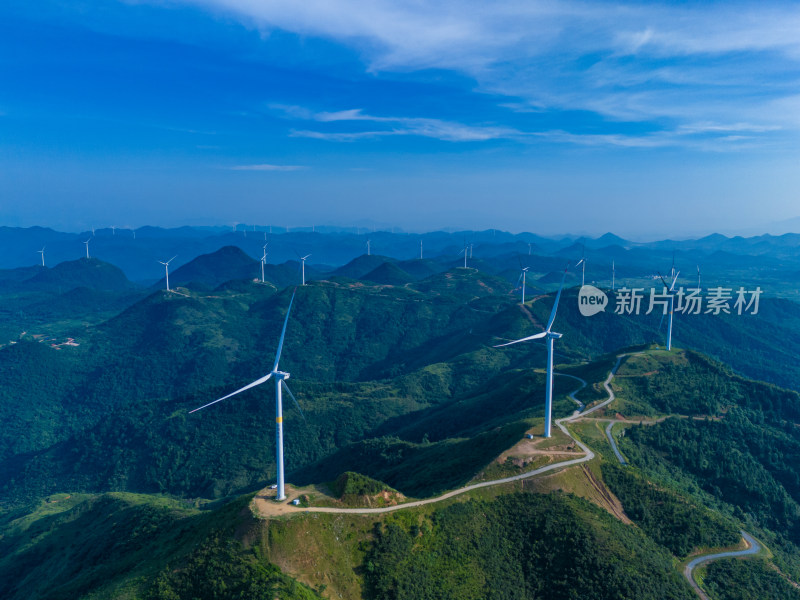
2;0;800;237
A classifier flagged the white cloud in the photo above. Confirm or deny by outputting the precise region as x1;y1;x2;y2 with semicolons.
281;106;521;142
228;164;307;171
174;1;800;141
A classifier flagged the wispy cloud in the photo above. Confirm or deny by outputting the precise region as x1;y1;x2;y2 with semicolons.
277;105;521;142
177;0;800;140
228;164;307;171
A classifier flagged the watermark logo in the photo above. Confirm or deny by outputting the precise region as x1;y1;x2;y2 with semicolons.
577;286;763;317
578;285;608;317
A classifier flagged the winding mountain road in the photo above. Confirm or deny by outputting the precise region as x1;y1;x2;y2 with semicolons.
683;531;761;600
605;421;627;465
278;354;626;515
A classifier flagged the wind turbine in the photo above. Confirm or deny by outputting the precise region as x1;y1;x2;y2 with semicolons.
516;265;530;304
495;265;570;438
83;239;91;259
575;244;586;286
696;265;701;290
366;240;371;256
420;240;423;260
297;253;311;285
190;290;302;501
670;251;676;280
111;226;116;236
611;260;615;291
458;242;469;268
260;244;268;283
658;270;680;351
37;247;45;267
159;256;177;291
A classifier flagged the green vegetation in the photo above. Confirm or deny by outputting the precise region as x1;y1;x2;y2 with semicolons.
332;472;395;498
0;491;321;600
703;558;800;600
145;537;319;600
601;462;740;556
364;493;694;600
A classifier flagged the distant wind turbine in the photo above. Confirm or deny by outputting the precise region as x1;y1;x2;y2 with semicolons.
37;247;45;267
190;290;302;501
458;242;469;268
260;244;268;283
528;243;532;256
83;239;91;259
495;265;570;438
612;260;615;291
297;253;311;285
658;270;680;351
111;226;116;236
159;256;177;292
516;265;530;304
696;265;701;290
575;244;586;286
420;240;423;260
670;251;676;280
366;240;371;256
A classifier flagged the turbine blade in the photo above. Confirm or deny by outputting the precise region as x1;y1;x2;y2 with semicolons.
670;271;680;291
494;331;547;347
545;266;569;332
281;380;306;422
515;272;523;289
272;289;297;372
189;373;272;413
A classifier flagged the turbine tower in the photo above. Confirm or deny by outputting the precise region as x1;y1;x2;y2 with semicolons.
576;244;586;286
516;259;530;304
83;239;91;259
458;242;469;268
658;270;680;351
366;240;371;256
612;260;615;291
298;254;311;285
37;247;45;267
696;265;701;290
420;240;423;260
190;290;301;501
260;244;268;283
159;256;177;291
495;266;570;438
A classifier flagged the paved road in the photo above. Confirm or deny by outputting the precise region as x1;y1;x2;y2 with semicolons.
605;421;627;465
683;531;761;600
287;355;626;515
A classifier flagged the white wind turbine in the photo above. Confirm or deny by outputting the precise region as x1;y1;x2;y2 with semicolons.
495;266;570;438
516;261;530;304
37;247;45;267
575;244;586;286
611;260;615;291
190;290;302;501
297;253;311;285
260;244;268;283
83;239;91;259
366;240;371;256
159;256;177;292
696;265;701;290
420;240;423;260
658;270;680;351
458;242;469;268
